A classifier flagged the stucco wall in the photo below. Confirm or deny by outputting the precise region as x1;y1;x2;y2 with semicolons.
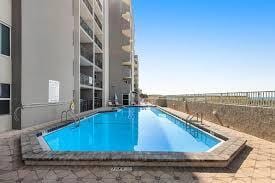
0;0;11;25
149;98;275;142
0;0;12;132
20;0;75;128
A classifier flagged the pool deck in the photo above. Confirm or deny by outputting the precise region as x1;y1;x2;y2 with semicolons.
0;107;274;182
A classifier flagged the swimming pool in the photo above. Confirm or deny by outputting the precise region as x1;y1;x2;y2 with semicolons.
43;107;222;152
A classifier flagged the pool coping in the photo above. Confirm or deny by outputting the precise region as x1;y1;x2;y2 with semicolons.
20;106;247;167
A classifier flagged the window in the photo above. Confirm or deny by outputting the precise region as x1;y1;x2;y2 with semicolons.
123;94;129;105
0;100;9;115
0;84;10;115
0;23;10;56
0;84;10;98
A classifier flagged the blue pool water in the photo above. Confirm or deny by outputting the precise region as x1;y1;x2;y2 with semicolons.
44;107;221;152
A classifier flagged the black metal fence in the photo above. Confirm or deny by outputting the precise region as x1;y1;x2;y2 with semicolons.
80;99;93;112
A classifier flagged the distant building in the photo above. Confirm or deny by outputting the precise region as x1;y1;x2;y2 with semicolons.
108;0;138;105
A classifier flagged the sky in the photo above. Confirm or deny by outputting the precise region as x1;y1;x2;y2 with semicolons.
132;0;275;95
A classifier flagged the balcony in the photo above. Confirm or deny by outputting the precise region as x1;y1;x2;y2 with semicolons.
80;99;93;112
94;98;103;108
95;35;103;50
122;12;131;22
80;73;93;86
80;17;93;40
80;44;93;63
94;14;102;30
122;0;131;6
83;0;93;16
95;0;103;12
122;44;131;53
95;53;103;69
122;61;132;67
123;69;132;80
95;80;103;88
122;29;131;38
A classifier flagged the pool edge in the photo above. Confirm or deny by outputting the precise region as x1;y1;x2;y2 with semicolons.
20;105;247;168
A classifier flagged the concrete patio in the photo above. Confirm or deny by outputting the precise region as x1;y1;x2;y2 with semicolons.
0;108;274;183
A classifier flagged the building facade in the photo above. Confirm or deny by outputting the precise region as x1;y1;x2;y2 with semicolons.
0;0;109;132
0;0;139;132
108;0;137;105
74;0;109;113
133;55;140;104
0;0;12;132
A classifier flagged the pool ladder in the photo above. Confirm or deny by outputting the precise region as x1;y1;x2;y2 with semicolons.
61;110;81;127
185;113;203;138
186;113;203;125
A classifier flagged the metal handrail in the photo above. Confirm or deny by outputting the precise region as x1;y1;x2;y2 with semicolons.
66;110;81;127
13;102;80;127
14;102;69;122
186;115;194;123
185;113;203;125
13;106;22;122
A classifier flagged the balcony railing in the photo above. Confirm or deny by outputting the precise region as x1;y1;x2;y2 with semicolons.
122;0;130;6
166;91;275;108
122;12;130;22
80;45;93;63
80;99;93;112
96;0;103;11
123;69;132;78
95;81;103;88
122;29;131;38
80;73;93;86
94;14;103;30
95;36;103;50
80;17;93;39
83;0;93;16
94;98;103;108
95;54;103;69
122;44;131;52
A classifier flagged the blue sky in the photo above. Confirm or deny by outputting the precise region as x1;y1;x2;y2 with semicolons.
133;0;275;95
